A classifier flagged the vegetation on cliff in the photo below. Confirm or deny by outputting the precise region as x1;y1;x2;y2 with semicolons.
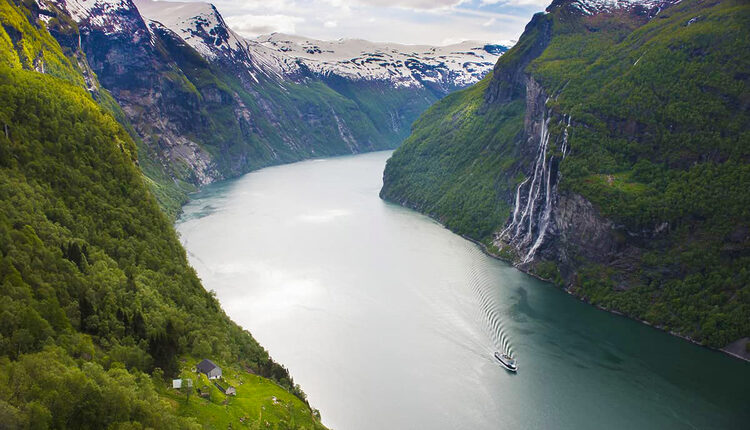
382;0;750;348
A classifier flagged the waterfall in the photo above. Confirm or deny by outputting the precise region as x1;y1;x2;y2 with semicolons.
560;115;571;158
498;177;529;238
499;108;572;264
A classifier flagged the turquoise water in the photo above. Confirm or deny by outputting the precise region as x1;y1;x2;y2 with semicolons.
176;151;749;430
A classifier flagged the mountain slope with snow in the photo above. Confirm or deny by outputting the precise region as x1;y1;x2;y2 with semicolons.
133;0;251;64
37;0;507;214
569;0;680;15
249;33;506;92
133;0;507;93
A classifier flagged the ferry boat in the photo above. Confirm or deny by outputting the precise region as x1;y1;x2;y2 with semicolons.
494;352;517;372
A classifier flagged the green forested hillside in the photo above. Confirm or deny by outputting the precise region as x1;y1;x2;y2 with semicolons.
382;0;750;349
0;1;324;427
380;75;523;239
0;64;322;430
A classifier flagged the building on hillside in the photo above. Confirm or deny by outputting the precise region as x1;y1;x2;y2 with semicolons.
196;359;222;379
172;378;193;389
226;386;236;396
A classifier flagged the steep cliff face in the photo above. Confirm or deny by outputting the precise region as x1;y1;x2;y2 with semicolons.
486;12;552;104
47;0;224;187
382;0;750;352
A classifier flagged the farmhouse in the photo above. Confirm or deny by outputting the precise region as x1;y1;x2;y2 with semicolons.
196;359;222;379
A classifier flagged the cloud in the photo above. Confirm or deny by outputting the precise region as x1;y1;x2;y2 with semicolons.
481;0;550;5
224;14;305;37
191;0;544;45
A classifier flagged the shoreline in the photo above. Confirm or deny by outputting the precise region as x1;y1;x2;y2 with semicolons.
460;233;750;363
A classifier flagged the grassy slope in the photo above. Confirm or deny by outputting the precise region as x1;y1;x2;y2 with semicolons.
380;75;525;239
382;0;750;347
0;1;324;427
166;359;324;430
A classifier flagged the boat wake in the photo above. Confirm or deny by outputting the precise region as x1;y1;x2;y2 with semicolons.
466;247;514;360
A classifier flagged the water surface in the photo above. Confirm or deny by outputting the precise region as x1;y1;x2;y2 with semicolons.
177;151;749;430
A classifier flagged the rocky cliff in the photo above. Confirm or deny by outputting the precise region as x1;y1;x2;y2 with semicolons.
382;0;750;354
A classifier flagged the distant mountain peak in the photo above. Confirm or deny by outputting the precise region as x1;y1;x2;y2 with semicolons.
133;0;249;62
557;0;681;16
55;0;144;34
249;33;508;92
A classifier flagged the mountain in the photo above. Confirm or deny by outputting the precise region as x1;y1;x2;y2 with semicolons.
249;33;505;94
132;0;503;91
36;0;505;217
381;0;750;355
133;0;504;92
0;0;328;426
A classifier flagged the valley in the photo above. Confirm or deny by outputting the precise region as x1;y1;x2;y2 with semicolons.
0;0;747;428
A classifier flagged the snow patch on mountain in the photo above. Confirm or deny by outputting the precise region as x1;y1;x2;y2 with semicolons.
133;0;247;61
58;0;138;34
570;0;681;15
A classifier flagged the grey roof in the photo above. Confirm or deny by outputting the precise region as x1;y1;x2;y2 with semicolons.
196;359;219;373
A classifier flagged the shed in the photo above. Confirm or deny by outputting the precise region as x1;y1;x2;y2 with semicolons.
226;386;236;396
196;359;222;379
173;378;193;389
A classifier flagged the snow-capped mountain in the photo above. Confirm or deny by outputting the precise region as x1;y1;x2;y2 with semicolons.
132;0;507;93
565;0;681;16
35;0;509;194
249;33;506;90
49;0;145;35
133;0;250;64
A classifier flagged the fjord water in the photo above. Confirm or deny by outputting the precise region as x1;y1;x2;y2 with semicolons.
176;151;749;430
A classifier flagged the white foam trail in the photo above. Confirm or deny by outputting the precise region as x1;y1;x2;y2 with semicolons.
467;249;514;357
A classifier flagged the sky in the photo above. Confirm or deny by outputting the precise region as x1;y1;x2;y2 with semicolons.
191;0;550;46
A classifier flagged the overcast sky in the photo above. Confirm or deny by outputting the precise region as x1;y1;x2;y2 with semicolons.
193;0;549;46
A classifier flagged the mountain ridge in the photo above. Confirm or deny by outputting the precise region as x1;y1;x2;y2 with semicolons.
36;0;507;218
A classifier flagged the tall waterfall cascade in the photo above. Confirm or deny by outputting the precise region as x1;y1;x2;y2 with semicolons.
497;108;571;264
